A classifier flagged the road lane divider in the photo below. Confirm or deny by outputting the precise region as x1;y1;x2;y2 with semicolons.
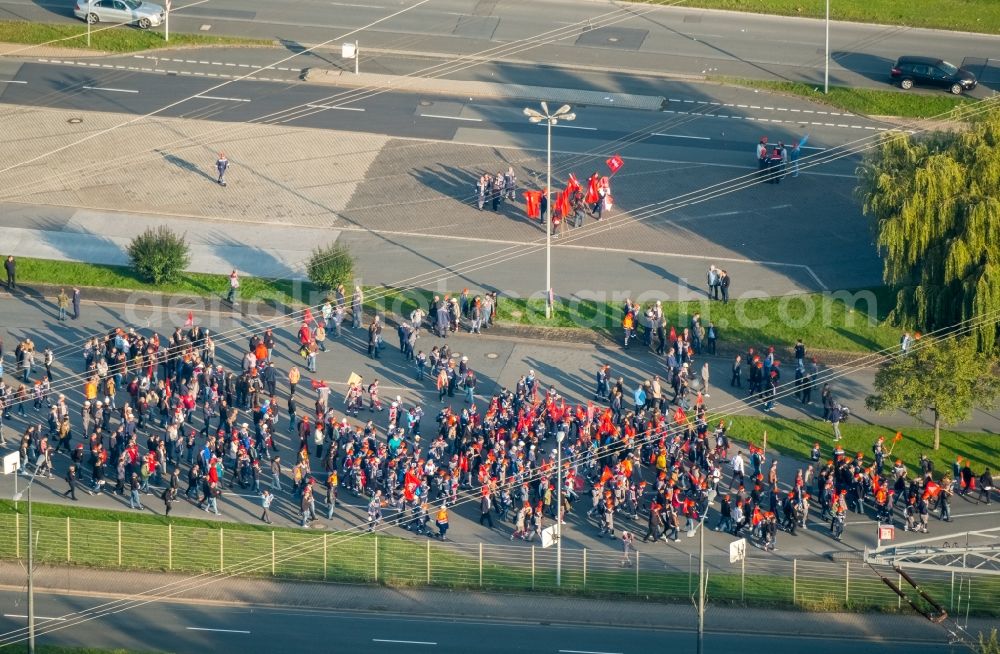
81;86;138;94
421;114;482;122
651;132;711;140
195;95;252;102
306;104;366;111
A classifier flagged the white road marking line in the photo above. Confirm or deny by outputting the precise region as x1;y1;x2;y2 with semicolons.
550;124;597;131
332;1;375;6
421;113;482;122
82;86;138;94
800;145;826;151
651;132;710;140
559;650;624;654
4;614;66;621
0;80;27;84
195;95;251;102
373;639;437;645
307;104;365;111
186;627;251;634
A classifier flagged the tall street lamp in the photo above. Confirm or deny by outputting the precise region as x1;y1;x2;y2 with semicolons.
824;0;830;94
555;428;565;586
14;465;40;654
523;102;575;320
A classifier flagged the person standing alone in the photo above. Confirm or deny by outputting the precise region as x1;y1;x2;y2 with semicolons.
216;153;229;186
4;255;15;291
226;270;239;303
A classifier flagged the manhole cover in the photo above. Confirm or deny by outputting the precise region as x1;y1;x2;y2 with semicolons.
67;117;83;124
608;37;619;42
420;100;433;106
485;352;499;359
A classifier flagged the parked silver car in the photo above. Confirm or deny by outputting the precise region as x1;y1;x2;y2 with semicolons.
73;0;165;29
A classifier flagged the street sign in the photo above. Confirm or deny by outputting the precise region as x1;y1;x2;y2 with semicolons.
341;42;357;59
541;525;557;549
2;452;20;475
879;524;895;542
729;538;747;563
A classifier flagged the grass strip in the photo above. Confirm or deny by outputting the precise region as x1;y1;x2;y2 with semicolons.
716;77;972;119
16;257;902;354
634;0;1000;35
724;415;995;480
0;20;271;53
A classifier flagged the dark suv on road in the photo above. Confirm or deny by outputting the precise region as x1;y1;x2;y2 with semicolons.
890;56;977;95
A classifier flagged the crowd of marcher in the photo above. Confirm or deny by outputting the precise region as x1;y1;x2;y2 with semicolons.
0;286;994;559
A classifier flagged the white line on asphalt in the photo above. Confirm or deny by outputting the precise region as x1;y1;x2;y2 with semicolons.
549;124;598;131
307;104;366;112
421;113;482;122
559;650;623;654
800;145;826;151
4;614;66;621
945;509;1000;518
186;627;251;634
82;86;138;94
195;95;251;102
651;132;710;140
373;639;437;645
0;80;26;84
332;1;376;6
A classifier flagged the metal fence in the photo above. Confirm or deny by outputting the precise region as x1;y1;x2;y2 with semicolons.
1;511;995;616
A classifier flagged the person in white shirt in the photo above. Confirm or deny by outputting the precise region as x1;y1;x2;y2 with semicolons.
729;450;746;490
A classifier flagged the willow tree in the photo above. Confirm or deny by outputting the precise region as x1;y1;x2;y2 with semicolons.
856;106;1000;350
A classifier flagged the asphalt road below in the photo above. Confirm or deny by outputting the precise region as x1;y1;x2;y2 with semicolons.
1;0;997;95
0;60;868;176
0;589;965;654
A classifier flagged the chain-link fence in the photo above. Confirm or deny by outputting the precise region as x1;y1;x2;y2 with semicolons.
1;511;996;616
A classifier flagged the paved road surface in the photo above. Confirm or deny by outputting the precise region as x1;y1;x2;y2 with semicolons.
0;291;996;565
2;0;997;94
0;589;966;654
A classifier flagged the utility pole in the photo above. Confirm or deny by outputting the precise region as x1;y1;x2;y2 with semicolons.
697;517;705;654
824;0;830;94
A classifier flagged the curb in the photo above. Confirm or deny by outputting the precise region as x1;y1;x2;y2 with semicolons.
301;68;666;110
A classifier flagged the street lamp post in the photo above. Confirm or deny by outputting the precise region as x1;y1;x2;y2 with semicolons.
14;466;39;654
824;0;830;94
555;429;565;586
523;102;575;320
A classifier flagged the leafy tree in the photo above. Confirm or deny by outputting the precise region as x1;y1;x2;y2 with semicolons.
866;336;1000;450
126;226;190;285
306;242;354;292
979;629;999;654
856;106;1000;350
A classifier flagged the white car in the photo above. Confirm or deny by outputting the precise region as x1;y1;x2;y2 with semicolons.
74;0;165;29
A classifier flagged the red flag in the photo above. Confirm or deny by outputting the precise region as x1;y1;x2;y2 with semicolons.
184;311;194;328
523;190;542;219
304;307;315;325
585;174;599;204
606;154;624;173
567;173;580;192
557;189;571;219
600;466;613;484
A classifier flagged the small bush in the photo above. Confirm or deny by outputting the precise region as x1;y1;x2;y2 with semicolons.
306;242;354;291
126;226;190;285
